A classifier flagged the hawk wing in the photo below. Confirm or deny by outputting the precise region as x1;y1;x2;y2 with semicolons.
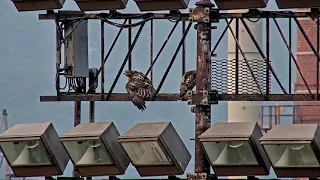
180;70;196;99
132;71;153;85
138;81;156;100
125;80;155;111
126;81;146;111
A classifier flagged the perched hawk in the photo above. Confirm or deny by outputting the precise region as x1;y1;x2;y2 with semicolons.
124;70;155;111
179;70;196;100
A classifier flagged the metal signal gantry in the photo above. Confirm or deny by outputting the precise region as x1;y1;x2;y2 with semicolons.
40;9;320;103
36;5;320;179
8;0;320;179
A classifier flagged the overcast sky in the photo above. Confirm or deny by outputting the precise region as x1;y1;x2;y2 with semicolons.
0;0;297;179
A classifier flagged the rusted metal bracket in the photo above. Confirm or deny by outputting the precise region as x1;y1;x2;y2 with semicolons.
187;90;219;105
45;177;84;180
189;7;219;23
187;173;218;180
189;7;210;23
187;173;207;180
190;105;211;114
187;90;209;105
187;173;217;180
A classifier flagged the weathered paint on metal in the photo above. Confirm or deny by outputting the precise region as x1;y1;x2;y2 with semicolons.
39;11;320;21
40;93;320;102
73;101;81;178
194;4;212;174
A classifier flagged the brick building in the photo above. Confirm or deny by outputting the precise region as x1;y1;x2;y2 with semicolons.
295;9;320;124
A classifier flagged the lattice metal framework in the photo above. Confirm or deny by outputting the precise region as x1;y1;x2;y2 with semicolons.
38;9;320;102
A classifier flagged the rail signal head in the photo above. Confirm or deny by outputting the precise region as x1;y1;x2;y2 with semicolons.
199;122;270;176
60;122;130;177
118;122;191;177
214;0;269;10
133;0;190;12
0;123;69;177
73;0;128;11
11;0;65;12
260;124;320;178
275;0;320;9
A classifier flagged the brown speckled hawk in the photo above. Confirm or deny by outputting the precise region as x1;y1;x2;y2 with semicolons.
180;70;196;100
124;70;155;111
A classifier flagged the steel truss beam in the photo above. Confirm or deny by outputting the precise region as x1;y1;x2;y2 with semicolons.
40;93;318;102
39;10;319;21
42;8;320;103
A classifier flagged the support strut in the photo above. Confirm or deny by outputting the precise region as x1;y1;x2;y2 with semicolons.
194;1;213;174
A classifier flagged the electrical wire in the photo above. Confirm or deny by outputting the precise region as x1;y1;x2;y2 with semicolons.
97;15;152;28
166;11;182;22
54;12;185;96
246;18;260;23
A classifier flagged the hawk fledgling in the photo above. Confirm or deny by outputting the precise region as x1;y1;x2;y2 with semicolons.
179;70;196;100
124;70;155;111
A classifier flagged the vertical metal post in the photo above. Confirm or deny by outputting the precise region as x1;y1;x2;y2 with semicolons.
235;18;239;94
89;101;95;123
101;20;105;97
182;21;186;76
55;20;62;101
275;105;278;125
87;99;94;180
128;19;132;70
317;10;320;99
2;109;11;180
194;0;213;174
269;106;272;129
266;18;270;95
292;105;296;124
87;23;102;177
150;19;154;83
73;101;81;177
261;106;264;128
288;17;292;94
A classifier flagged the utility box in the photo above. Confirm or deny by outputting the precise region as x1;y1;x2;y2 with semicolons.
64;20;89;77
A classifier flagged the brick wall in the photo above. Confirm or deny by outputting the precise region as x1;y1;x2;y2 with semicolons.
295;14;319;180
295;12;320;123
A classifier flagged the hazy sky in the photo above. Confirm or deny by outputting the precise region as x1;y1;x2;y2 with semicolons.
0;0;297;179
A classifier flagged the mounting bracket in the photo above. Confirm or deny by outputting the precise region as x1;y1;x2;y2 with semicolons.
189;7;219;23
187;173;217;180
187;90;219;105
190;105;211;113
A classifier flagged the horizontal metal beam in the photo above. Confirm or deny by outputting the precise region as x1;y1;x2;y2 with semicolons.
40;93;179;102
40;93;318;102
39;10;315;21
217;94;315;101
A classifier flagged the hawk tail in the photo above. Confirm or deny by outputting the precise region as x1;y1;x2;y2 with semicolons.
131;96;147;111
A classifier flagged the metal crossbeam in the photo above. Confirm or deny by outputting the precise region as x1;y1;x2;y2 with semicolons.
39;10;318;21
40;93;318;102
